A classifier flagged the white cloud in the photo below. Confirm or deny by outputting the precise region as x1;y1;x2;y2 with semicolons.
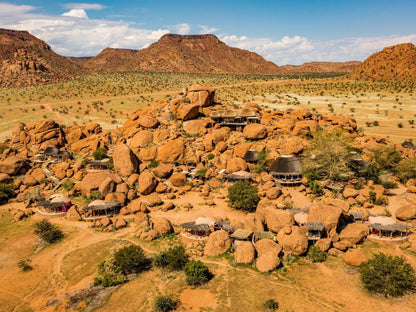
62;9;88;19
199;25;219;34
168;23;191;35
0;3;170;56
1;3;416;64
63;3;106;10
220;33;416;65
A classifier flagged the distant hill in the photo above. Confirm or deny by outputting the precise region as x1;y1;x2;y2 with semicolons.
84;34;281;74
348;43;416;81
0;28;80;87
279;61;361;74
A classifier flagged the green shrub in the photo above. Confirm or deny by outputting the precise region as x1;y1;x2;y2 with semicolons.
154;294;178;312
395;158;416;183
195;168;208;178
353;178;365;190
308;180;324;196
153;245;189;271
94;258;127;287
183;260;213;285
0;144;8;154
33;219;64;244
381;181;398;189
17;258;33;272
148;160;159;169
0;183;15;204
113;245;151;275
227;180;260;212
359;253;416;297
89;190;103;200
263;298;279;311
302;129;354;181
206;153;215;160
61;179;74;192
307;245;327;263
92;147;108;160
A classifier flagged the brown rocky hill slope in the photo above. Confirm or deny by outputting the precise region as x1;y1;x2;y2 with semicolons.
0;28;81;87
279;61;361;74
348;43;416;81
83;34;281;74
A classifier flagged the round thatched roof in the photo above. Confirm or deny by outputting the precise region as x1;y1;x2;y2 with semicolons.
270;155;302;174
244;149;260;162
210;111;221;118
222;109;237;118
239;108;256;117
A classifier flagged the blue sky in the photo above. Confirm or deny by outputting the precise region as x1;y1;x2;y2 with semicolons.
1;1;416;64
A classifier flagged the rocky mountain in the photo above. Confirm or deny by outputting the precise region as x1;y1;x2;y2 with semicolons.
348;43;416;81
0;28;81;87
279;61;361;74
84;34;281;74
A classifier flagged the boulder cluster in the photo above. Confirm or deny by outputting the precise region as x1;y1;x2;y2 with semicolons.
2;84;416;271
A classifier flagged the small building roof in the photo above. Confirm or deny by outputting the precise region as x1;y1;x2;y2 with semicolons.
231;229;253;240
254;231;276;240
86;200;121;211
195;216;215;226
222;109;238;118
239;108;256;117
304;222;325;231
370;223;412;232
180;222;210;233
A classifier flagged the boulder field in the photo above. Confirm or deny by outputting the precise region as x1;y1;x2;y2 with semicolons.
2;84;416;270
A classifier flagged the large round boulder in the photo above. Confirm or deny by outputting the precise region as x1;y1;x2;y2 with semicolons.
153;217;172;235
263;207;294;233
255;239;282;257
344;248;367;267
276;226;308;256
339;223;369;245
225;157;247;173
234;241;255;264
396;204;416;221
256;253;280;272
307;202;342;237
138;171;156;195
204;230;232;256
157;138;185;163
113;144;139;176
243;124;267;140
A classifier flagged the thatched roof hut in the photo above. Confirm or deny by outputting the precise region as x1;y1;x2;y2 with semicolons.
210;111;222;119
181;222;210;235
270;155;302;185
43;146;72;159
223;170;253;181
270;155;302;174
215;220;234;233
244;149;261;163
401;140;415;150
222;109;238;118
86;200;121;211
239;108;256;118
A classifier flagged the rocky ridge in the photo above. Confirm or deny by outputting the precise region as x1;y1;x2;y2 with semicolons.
348;43;416;81
0;28;81;87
